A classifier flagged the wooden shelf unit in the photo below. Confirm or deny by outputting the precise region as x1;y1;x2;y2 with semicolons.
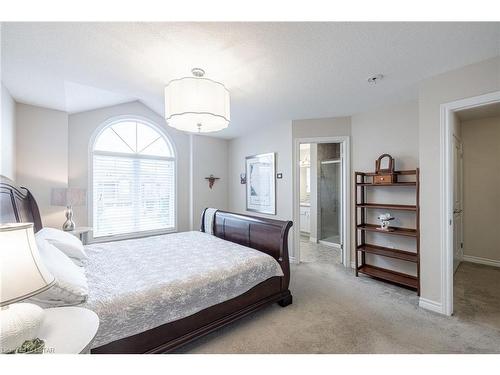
354;168;420;295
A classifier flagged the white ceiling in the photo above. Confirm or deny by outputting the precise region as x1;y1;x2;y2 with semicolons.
2;22;499;139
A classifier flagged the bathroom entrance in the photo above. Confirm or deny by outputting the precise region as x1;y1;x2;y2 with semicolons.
295;139;350;265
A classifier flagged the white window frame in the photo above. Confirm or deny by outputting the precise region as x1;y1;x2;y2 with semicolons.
88;115;178;243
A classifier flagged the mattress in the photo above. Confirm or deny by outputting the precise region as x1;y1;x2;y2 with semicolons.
81;231;284;348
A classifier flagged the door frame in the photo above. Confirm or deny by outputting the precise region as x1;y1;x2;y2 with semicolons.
452;135;464;273
440;90;500;316
292;136;351;267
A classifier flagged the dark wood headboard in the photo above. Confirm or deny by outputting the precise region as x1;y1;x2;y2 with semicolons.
0;176;43;232
201;209;293;290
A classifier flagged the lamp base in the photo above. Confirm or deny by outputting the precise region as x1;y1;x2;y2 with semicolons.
0;303;44;353
62;205;75;231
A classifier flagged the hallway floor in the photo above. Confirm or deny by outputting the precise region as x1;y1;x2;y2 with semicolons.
319;234;341;245
299;235;341;263
454;261;500;330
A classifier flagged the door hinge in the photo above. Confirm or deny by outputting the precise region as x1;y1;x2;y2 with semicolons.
461;242;463;249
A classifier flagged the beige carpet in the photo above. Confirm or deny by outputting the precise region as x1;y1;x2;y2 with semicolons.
175;261;500;353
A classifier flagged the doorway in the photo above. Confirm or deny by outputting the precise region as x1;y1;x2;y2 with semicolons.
441;90;500;316
293;137;350;266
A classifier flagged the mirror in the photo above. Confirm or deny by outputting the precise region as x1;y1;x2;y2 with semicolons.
379;155;390;170
375;154;394;173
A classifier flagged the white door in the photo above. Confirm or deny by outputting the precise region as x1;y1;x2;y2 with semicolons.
453;136;464;273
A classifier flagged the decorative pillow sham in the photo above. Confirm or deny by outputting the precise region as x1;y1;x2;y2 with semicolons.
30;238;89;307
36;227;88;266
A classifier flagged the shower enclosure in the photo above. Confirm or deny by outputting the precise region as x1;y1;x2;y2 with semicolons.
318;143;342;247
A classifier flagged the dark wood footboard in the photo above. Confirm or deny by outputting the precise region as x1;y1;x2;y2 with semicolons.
94;210;293;353
93;278;291;353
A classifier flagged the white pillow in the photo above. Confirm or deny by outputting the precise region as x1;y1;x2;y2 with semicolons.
30;238;89;307
36;227;88;266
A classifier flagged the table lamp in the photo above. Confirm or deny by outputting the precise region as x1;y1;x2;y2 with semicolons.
51;187;87;231
0;223;55;353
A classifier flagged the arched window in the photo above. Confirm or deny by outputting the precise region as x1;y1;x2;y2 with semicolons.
92;119;176;239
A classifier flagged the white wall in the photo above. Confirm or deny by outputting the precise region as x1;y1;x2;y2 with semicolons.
351;100;419;274
15;103;68;228
351;101;419;174
190;134;229;229
228;120;293;221
418;56;500;305
1;84;16;179
461;115;500;262
68;101;191;233
292;117;351;139
227;120;293;256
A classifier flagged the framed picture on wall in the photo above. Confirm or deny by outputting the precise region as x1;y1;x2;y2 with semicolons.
245;152;276;215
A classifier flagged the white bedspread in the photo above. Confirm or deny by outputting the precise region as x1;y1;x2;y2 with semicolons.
81;231;283;348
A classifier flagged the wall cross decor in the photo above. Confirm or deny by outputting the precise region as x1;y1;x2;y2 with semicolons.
205;174;220;189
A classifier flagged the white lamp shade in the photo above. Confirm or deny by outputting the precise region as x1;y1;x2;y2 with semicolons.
165;77;230;133
0;223;54;306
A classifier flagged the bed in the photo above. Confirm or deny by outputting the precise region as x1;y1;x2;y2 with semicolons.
0;176;293;353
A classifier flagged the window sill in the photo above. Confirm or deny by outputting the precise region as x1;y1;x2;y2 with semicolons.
87;227;177;244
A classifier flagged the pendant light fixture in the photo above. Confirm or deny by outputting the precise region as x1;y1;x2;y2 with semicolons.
164;68;230;133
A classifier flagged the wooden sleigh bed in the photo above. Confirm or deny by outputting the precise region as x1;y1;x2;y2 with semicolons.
0;176;293;353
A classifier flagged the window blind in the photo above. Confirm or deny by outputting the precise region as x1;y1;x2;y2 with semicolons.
93;154;175;238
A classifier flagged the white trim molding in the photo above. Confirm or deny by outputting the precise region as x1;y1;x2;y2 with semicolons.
419;298;444;314
463;255;500;268
440;90;500;316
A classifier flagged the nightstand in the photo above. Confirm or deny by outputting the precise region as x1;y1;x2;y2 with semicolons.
37;307;99;354
66;227;92;245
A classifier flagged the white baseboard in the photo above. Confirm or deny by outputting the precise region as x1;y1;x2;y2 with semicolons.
419;297;445;314
309;237;317;243
462;255;500;268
